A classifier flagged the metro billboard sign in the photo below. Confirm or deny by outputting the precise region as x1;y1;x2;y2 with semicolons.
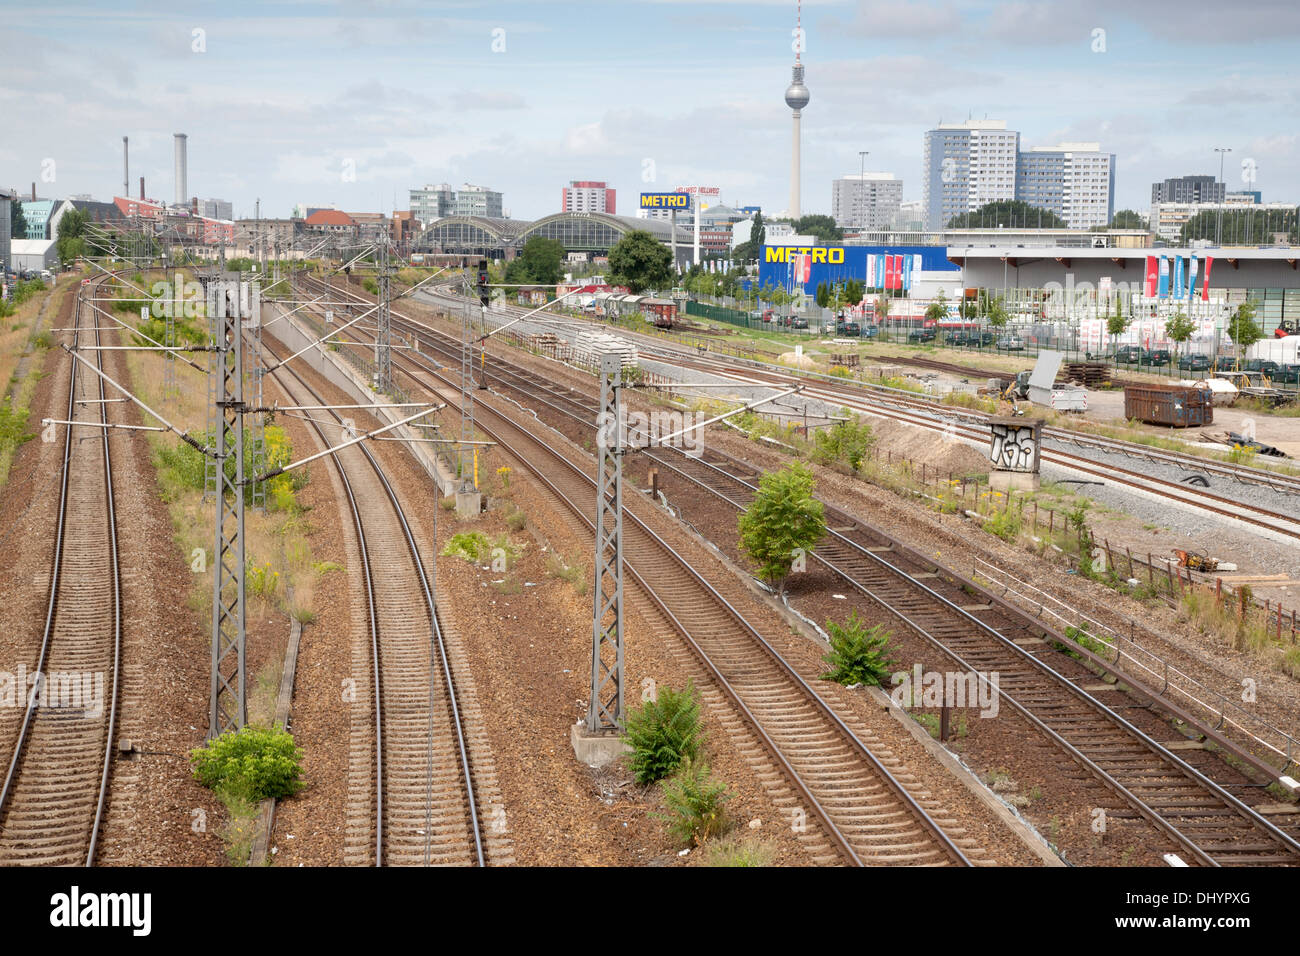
765;246;846;265
639;192;692;211
758;243;958;294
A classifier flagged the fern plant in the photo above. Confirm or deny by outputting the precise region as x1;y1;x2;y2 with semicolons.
657;757;732;847
622;683;704;784
819;612;897;687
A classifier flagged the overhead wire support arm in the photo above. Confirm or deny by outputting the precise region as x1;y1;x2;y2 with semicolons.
264;307;380;373
473;286;589;344
60;345;212;455
78;291;213;374
641;385;803;450
246;403;447;485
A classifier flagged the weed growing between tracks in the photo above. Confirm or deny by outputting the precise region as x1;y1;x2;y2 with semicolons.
623;685;740;852
737;462;826;596
622;683;706;784
705;834;777;866
124;298;327;626
190;725;305;866
545;551;587;594
819;612;898;687
441;530;522;568
656;757;732;848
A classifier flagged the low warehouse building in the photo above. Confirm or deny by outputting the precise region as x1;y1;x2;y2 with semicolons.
10;239;58;273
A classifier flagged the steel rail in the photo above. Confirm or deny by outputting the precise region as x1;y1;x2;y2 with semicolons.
260;333;484;867
0;273;124;866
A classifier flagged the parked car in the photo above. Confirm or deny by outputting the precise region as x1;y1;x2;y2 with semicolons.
1243;359;1280;376
1115;345;1143;364
1142;348;1172;366
996;335;1025;351
861;324;879;339
1274;363;1300;384
907;327;936;343
791;316;808;330
835;320;861;336
1177;353;1212;371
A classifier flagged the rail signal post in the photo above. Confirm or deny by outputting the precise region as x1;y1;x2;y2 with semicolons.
476;260;491;391
572;352;628;766
453;265;487;517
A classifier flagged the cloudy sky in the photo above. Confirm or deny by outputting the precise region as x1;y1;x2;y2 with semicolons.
2;0;1295;222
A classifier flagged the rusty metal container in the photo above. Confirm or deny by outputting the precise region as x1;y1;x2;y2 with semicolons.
1123;384;1214;427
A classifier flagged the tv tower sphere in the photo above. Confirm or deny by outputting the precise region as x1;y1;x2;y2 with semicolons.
785;63;810;111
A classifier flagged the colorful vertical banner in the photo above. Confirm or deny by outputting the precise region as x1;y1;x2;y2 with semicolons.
1201;257;1213;300
865;254;875;288
875;254;885;289
1157;256;1170;297
1144;256;1158;297
1187;254;1198;299
1173;256;1185;299
884;255;897;290
902;254;913;293
893;255;904;290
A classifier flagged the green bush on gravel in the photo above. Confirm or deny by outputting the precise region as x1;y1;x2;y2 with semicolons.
190;724;304;802
656;757;732;848
819;611;897;687
622;682;705;784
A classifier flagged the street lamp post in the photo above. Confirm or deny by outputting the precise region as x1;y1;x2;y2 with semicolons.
1214;147;1231;245
858;150;869;233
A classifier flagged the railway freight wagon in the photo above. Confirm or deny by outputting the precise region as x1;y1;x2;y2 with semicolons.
638;298;676;329
1123;383;1214;427
595;293;676;328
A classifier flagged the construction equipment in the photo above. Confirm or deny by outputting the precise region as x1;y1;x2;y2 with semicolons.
1001;370;1031;402
1174;549;1219;573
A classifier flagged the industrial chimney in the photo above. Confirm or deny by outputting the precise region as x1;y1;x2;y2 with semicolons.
123;136;129;200
140;176;145;201
31;183;36;201
174;133;188;208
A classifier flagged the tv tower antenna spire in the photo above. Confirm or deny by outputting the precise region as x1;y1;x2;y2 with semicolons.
785;0;810;218
796;0;802;62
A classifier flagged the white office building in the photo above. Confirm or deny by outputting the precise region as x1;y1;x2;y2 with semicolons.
1149;200;1295;243
453;183;503;219
831;173;902;232
922;120;1019;231
409;183;455;226
1016;143;1115;229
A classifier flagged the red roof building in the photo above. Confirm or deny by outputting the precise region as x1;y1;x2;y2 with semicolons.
305;209;356;230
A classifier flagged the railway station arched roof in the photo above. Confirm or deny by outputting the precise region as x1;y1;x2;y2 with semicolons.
515;212;689;252
420;216;528;252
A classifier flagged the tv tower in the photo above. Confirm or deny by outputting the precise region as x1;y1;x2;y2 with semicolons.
785;0;810;219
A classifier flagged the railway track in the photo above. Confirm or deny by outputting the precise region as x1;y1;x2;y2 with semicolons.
259;333;487;867
0;276;123;866
423;288;1300;499
293;272;983;865
390;351;977;866
618;356;1300;542
358;289;1300;867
